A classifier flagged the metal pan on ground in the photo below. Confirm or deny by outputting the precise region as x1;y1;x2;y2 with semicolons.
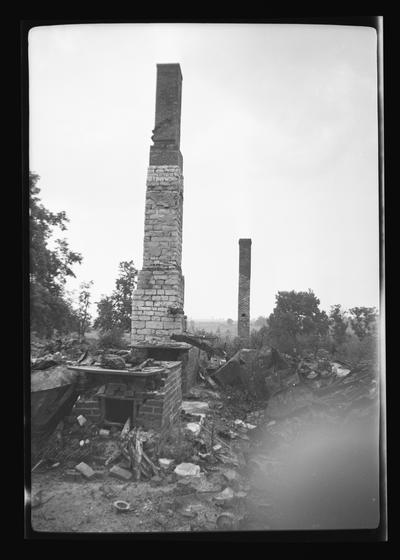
113;500;131;513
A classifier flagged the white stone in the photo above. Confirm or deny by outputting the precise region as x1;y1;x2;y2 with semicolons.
185;423;202;436
174;463;201;477
222;469;240;483
214;488;235;504
158;458;175;469
181;401;209;414
77;415;87;426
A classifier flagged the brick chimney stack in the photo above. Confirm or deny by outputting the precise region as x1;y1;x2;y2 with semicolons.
131;64;185;344
238;238;252;345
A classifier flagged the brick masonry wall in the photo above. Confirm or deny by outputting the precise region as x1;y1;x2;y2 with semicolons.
151;64;182;150
136;363;182;443
72;364;183;448
72;396;102;424
150;64;182;168
238;239;252;345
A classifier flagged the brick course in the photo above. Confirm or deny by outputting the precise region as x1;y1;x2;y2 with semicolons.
238;238;252;346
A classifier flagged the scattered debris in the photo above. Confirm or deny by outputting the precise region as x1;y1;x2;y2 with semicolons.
109;465;133;481
188;475;222;493
216;511;238;530
118;422;160;480
76;415;87;427
75;462;96;479
64;469;83;481
185;423;202;436
221;469;241;484
31;352;63;371
113;500;131;513
331;362;351;377
31;336;379;534
32;459;45;473
214;487;235;505
101;353;126;370
170;333;225;359
234;419;256;430
158;458;175;469
31;490;43;508
181;401;209;414
174;463;201;477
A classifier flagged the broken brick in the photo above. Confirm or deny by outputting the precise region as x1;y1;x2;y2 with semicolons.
75;462;96;479
109;465;133;481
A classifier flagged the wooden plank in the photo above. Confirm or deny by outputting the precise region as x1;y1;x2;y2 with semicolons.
67;365;162;377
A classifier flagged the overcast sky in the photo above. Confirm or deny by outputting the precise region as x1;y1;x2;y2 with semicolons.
29;23;379;321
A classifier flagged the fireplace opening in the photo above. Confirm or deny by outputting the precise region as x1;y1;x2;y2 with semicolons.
104;398;133;426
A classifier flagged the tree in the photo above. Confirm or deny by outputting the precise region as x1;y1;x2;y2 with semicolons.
329;304;348;347
94;260;137;332
76;281;94;340
348;307;378;341
254;316;267;328
250;325;270;349
94;296;115;332
226;318;234;326
267;290;329;356
29;173;82;337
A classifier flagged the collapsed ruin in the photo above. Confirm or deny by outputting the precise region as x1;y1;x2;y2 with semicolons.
129;63;200;397
62;64;201;448
30;62;382;535
32;64;257;452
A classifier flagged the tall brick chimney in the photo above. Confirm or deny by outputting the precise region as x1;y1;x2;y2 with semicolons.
238;238;252;345
131;64;185;344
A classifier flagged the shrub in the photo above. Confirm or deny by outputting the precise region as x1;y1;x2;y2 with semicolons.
334;334;378;368
98;327;127;349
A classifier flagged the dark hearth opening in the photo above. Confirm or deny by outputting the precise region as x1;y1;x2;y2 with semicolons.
104;398;132;425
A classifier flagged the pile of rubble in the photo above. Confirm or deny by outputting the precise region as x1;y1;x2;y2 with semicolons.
31;337;380;531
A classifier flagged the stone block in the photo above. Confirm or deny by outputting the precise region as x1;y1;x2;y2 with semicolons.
64;469;83;481
132;321;146;329
174;463;201;477
75;462;96;479
146;321;163;329
109;465;133;481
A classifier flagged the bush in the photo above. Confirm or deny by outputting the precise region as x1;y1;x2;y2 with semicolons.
98;327;128;350
250;326;270;350
224;336;243;358
334;334;378;368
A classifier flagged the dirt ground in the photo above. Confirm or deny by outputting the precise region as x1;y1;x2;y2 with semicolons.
29;363;381;536
29;411;380;534
31;473;208;533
